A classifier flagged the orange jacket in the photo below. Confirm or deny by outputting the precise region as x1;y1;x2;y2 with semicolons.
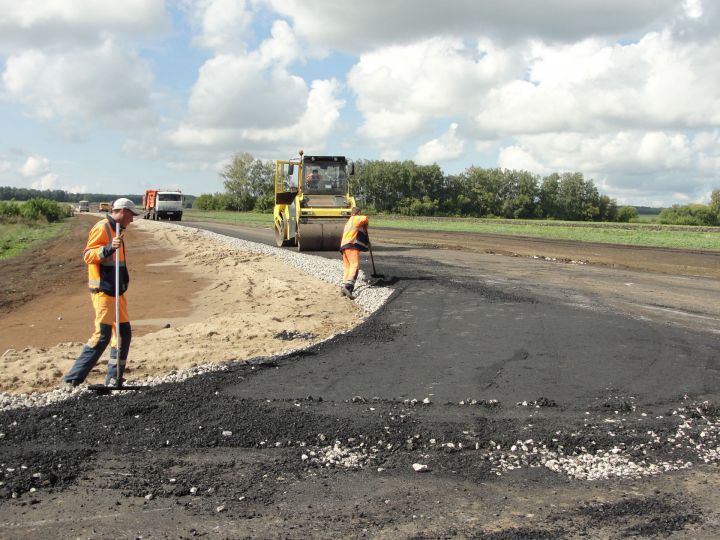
340;214;369;252
84;216;129;296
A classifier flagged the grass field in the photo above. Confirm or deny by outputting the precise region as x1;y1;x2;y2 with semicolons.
0;220;72;260
182;209;720;251
184;209;270;226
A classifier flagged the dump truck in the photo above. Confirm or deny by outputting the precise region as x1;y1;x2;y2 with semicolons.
99;202;112;213
273;151;356;251
78;200;90;212
143;189;184;221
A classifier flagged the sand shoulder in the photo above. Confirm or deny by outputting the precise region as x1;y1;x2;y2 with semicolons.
0;218;363;394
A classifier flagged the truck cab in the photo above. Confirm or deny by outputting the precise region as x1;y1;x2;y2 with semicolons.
144;190;184;221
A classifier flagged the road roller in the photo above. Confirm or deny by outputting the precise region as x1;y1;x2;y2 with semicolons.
273;150;356;251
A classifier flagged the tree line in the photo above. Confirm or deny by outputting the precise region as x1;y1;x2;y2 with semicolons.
0;186;142;204
202;153;643;222
658;191;720;226
354;160;627;221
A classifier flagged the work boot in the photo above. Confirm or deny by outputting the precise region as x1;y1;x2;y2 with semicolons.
341;285;355;300
106;377;126;388
62;380;80;392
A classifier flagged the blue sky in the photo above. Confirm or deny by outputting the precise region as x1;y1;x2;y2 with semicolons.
1;0;719;206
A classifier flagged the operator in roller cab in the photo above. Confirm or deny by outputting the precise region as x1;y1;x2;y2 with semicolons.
305;168;321;189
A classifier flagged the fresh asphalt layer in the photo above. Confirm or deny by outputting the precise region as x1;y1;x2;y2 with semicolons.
2;220;719;538
184;221;719;410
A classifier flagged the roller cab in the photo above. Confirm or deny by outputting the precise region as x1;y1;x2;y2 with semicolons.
273;152;356;251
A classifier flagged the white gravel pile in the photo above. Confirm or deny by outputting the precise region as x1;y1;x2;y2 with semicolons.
483;437;691;480
481;401;720;480
0;225;395;411
301;440;379;469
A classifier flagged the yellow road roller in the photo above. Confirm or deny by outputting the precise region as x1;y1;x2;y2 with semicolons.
273;150;356;251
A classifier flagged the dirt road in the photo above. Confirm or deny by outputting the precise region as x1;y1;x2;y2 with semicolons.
1;217;720;538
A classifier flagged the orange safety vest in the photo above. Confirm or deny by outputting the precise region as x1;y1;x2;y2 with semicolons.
84;216;129;296
340;214;369;252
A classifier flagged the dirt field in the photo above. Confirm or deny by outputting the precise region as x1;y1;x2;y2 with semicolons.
0;214;363;393
371;227;720;279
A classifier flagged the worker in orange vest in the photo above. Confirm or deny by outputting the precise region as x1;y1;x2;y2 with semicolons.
63;198;140;389
339;207;369;299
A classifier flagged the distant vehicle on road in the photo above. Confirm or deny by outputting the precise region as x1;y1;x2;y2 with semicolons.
143;189;184;221
99;202;111;213
78;200;90;212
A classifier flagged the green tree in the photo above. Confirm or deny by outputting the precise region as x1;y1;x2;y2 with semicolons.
710;189;720;218
396;196;440;216
439;175;472;216
22;198;64;222
500;169;539;218
195;193;215;210
221;153;274;211
212;193;232;210
554;173;600;221
616;206;638;223
354;160;443;214
538;173;560;218
462;167;506;216
598;195;618;222
659;204;718;226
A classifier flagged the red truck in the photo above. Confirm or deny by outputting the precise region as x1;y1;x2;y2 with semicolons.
143;190;184;221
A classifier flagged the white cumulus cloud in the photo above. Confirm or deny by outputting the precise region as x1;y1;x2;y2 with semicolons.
19;155;51;177
0;0;168;52
268;0;680;52
31;172;58;190
162;9;344;165
415;123;464;165
349;37;521;141
683;0;703;19
168;78;344;158
497;145;550;175
475;31;720;137
187;53;307;129
1;38;155;128
187;0;254;53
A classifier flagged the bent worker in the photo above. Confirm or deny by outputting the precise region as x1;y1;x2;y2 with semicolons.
339;207;369;299
63;198;140;389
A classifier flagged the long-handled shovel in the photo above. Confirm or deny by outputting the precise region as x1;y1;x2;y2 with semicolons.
368;241;385;280
89;222;149;395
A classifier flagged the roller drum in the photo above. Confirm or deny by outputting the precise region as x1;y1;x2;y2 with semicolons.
297;220;345;251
